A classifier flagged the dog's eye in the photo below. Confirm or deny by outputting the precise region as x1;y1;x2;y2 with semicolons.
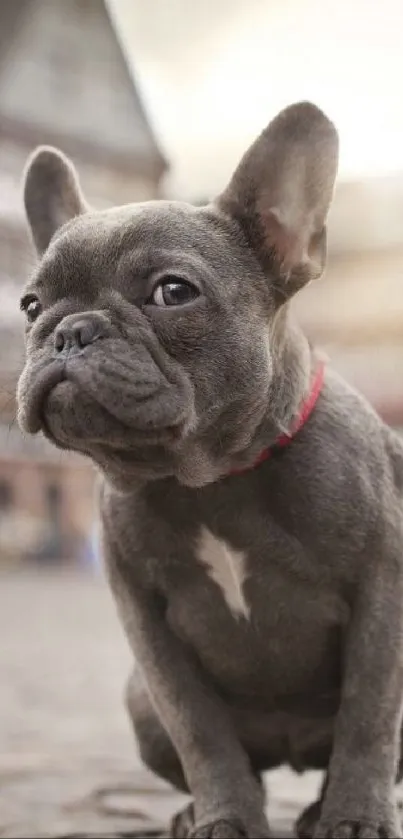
151;279;199;307
20;294;42;323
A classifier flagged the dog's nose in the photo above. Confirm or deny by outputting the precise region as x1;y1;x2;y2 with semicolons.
54;317;103;355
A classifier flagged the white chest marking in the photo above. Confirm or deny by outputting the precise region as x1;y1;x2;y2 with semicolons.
197;527;250;620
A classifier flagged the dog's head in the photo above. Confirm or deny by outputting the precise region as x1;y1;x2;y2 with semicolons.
17;102;338;488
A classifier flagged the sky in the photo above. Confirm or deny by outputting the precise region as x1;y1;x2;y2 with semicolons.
108;0;403;199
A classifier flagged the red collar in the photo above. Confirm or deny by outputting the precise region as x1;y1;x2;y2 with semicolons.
230;362;325;476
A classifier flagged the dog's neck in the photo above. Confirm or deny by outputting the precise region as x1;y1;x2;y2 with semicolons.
176;308;315;488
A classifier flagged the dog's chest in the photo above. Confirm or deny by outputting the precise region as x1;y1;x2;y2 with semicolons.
164;525;347;700
196;527;250;620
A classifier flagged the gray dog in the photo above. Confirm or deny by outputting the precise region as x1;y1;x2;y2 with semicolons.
17;102;403;839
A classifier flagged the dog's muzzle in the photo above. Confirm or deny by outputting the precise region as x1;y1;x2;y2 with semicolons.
17;313;196;451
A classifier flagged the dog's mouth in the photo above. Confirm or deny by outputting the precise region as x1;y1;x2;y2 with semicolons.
17;340;196;457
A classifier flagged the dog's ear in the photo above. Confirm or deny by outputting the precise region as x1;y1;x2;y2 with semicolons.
23;146;88;255
218;102;339;301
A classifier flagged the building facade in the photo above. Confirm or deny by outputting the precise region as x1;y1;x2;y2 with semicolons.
295;176;403;430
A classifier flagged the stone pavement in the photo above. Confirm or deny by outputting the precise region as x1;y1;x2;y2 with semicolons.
0;568;325;837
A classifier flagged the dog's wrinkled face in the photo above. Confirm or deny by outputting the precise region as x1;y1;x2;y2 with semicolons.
17;102;338;487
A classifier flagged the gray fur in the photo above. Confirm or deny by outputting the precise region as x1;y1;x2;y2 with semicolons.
17;102;403;838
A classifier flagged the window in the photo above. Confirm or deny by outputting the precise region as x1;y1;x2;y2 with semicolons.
0;229;33;283
45;483;62;521
0;480;13;512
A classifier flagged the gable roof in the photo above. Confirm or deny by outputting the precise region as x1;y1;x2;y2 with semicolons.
0;0;167;178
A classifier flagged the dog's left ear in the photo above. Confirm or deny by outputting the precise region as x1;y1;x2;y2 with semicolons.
23;146;88;256
217;101;339;301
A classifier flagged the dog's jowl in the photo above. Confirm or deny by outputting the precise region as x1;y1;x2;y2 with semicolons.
17;102;403;838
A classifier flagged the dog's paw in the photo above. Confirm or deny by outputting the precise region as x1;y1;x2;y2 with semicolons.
170;807;250;839
189;818;249;838
170;801;270;838
314;809;402;838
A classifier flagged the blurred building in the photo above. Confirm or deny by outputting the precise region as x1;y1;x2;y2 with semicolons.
295;177;403;431
0;0;167;565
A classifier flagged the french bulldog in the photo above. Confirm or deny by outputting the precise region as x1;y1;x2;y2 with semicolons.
17;102;403;838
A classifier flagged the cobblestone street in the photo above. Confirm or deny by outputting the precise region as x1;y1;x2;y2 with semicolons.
1;568;328;837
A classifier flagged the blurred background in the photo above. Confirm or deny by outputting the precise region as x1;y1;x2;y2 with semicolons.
0;1;402;836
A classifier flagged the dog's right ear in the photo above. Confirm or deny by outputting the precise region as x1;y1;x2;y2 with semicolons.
217;102;339;302
23;146;88;256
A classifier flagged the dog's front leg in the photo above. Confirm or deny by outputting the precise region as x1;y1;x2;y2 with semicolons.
107;553;270;839
315;548;403;839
